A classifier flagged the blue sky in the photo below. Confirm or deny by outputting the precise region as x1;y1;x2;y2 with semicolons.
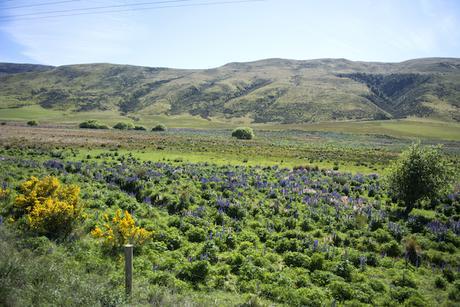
1;0;459;68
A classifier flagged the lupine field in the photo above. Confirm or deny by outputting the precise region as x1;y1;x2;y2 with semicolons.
0;125;460;306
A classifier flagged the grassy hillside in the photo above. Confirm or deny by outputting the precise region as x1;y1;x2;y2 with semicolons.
0;58;459;123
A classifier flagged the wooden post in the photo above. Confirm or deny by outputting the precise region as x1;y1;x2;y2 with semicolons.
124;244;133;296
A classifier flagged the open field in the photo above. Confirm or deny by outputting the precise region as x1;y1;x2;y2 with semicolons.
2;121;459;174
2;105;460;141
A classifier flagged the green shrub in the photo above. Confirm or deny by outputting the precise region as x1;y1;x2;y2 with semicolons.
381;240;402;257
443;268;456;283
373;229;392;243
370;279;387;292
310;270;335;286
231;127;254;140
283;252;310;268
334;260;354;281
152;124;167;131
134;125;146;131
386;142;455;213
186;227;207;243
392;271;417;289
113;122;135;130
329;280;354;301
27;120;38;126
390;287;420;303
177;261;209;284
296;287;329;306
0;227;125;306
434;276;447;289
448;281;460;301
79;120;109;129
309;253;324;271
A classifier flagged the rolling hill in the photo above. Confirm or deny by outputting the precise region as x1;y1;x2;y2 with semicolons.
0;57;459;123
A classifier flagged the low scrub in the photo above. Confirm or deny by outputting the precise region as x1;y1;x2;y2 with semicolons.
152;124;167;131
113;122;135;130
79;120;109;129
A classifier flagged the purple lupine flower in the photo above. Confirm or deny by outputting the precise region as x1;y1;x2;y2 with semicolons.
143;196;151;204
313;240;319;251
359;255;367;269
450;220;460;235
427;220;448;241
43;160;64;170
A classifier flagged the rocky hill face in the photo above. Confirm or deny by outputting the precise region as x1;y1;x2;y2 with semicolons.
0;57;459;123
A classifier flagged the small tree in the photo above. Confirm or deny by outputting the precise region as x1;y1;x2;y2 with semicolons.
152;124;167;132
386;142;455;213
232;127;254;140
27;120;38;126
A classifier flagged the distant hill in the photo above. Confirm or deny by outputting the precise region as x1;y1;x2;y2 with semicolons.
0;63;54;76
0;57;459;123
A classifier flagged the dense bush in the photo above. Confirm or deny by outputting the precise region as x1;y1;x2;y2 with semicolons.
14;176;82;239
26;120;38;126
152;124;167;131
79;120;109;129
386;142;455;212
113;122;135;130
231;127;254;140
134;125;146;131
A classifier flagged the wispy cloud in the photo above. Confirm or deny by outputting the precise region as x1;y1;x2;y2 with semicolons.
0;0;459;67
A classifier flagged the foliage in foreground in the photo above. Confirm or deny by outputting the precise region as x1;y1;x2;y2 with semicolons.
0;145;459;306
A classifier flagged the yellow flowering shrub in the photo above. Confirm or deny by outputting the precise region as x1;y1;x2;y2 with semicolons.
91;209;151;249
14;176;82;238
0;186;12;217
0;187;10;199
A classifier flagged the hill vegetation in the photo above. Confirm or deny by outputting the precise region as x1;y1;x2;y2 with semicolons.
0;58;459;124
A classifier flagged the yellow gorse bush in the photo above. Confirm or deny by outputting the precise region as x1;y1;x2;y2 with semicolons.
0;187;10;200
14;176;81;238
91;209;151;248
0;187;9;197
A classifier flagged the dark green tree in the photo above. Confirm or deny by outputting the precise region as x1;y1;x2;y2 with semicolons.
231;127;254;140
386;142;455;213
151;124;167;132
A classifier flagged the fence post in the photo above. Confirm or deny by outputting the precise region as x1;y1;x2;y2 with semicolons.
124;244;133;296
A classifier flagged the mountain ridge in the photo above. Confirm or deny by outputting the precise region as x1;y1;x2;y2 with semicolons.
0;57;459;123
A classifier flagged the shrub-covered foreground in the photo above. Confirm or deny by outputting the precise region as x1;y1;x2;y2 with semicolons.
0;146;459;306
